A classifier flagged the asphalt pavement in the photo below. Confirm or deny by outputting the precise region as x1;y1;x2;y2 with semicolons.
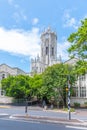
0;105;87;127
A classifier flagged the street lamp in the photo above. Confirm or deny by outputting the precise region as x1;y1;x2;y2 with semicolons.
56;73;71;120
25;97;28;117
67;75;71;120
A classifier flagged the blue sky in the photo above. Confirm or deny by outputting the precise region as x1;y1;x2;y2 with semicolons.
0;0;87;73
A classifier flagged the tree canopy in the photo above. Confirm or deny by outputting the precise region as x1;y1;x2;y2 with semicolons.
41;63;75;106
73;60;87;75
1;63;75;107
68;18;87;59
29;74;43;99
1;75;31;99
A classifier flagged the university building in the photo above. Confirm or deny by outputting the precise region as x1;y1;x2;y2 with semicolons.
0;64;26;80
65;59;87;106
0;27;87;106
31;27;87;106
0;64;26;96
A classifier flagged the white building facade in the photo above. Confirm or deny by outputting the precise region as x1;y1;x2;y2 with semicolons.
65;58;87;106
0;64;26;96
0;64;26;80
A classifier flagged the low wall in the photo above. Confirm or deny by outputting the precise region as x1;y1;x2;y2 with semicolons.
0;96;87;106
71;97;87;107
0;96;13;104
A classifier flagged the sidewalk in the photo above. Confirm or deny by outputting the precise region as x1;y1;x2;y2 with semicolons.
11;114;87;127
11;106;87;127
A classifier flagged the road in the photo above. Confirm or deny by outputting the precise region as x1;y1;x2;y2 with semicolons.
0;106;87;129
0;118;87;130
0;106;68;119
0;106;87;121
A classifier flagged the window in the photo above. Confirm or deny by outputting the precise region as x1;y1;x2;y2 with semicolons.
52;47;54;56
80;87;86;97
79;75;85;81
42;48;43;56
46;47;48;55
72;87;78;97
32;67;34;70
40;68;41;73
1;90;4;96
79;74;86;97
2;74;5;79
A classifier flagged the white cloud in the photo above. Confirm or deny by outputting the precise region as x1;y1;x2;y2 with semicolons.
8;0;14;5
63;10;78;29
13;11;27;23
65;18;76;27
0;27;71;62
57;39;70;61
83;14;87;19
0;27;40;58
32;18;39;25
8;0;27;23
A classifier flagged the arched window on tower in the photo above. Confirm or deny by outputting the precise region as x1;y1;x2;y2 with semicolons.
42;48;43;56
46;47;48;55
52;47;54;56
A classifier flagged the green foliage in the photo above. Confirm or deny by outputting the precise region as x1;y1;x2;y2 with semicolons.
74;102;80;108
1;74;43;100
1;64;76;107
42;63;75;106
29;74;43;98
74;60;87;75
1;75;31;99
63;108;75;112
68;18;87;59
84;102;87;106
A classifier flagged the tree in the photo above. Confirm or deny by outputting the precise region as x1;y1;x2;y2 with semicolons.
68;18;87;60
41;63;75;107
68;18;87;74
29;74;43;100
1;74;43;102
73;60;87;75
1;75;31;99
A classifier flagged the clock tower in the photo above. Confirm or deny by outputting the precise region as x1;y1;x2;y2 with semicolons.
40;27;57;67
31;27;61;74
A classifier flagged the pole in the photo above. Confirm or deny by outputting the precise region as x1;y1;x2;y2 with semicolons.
25;98;28;117
68;75;71;120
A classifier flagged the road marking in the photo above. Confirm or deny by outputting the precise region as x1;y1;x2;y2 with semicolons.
0;117;41;124
0;106;10;108
66;125;87;129
0;113;9;116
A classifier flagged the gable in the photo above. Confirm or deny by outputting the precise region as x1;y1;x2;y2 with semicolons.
64;58;79;65
0;64;16;75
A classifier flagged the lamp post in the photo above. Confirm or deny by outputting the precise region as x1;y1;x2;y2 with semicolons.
25;97;28;117
67;75;71;120
57;73;71;120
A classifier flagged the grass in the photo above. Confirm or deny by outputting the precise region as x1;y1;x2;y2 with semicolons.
63;108;75;112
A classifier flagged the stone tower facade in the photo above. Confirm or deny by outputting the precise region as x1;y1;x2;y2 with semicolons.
41;27;57;66
31;27;61;74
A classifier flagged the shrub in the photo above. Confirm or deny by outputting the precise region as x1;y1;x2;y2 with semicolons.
84;102;87;106
74;102;80;108
63;108;75;112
